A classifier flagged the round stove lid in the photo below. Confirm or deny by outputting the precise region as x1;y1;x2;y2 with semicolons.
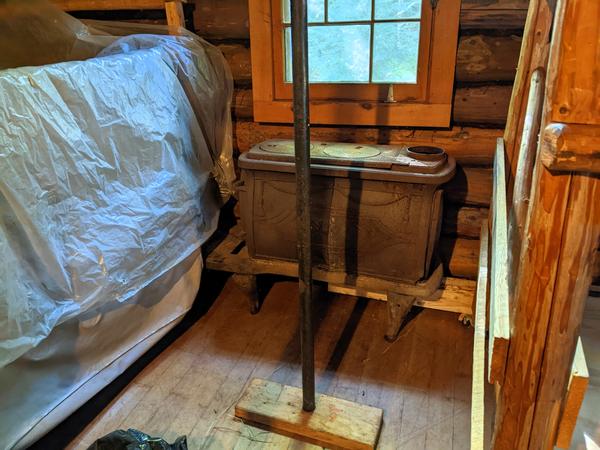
259;140;314;154
320;142;381;159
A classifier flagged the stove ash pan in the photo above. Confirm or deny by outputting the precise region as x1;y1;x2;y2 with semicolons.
237;140;456;284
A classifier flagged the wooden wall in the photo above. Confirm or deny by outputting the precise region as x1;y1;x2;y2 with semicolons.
190;0;529;280
66;0;530;280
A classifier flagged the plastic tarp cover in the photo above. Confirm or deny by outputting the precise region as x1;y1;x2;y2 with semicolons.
0;2;234;368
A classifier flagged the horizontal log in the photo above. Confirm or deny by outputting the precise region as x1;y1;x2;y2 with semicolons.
461;0;529;7
219;36;521;86
232;120;501;166
217;43;252;85
232;86;512;126
444;167;493;207
194;0;528;40
439;237;480;280
456;35;522;83
194;0;249;40
452;85;512;125
460;10;528;30
443;205;489;239
53;0;176;10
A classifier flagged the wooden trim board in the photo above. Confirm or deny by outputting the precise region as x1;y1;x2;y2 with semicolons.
327;277;476;315
555;337;590;449
489;138;510;385
51;0;186;10
235;379;383;450
471;221;490;450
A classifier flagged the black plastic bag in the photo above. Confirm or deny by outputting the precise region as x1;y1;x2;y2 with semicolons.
87;428;188;450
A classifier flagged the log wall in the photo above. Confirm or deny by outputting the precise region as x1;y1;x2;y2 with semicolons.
66;0;530;280
194;0;529;280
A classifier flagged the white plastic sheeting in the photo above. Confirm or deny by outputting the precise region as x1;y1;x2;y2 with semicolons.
0;5;234;369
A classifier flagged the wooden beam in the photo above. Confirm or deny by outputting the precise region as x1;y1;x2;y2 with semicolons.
508;68;545;286
232;121;501;167
527;173;600;449
165;0;185;31
235;379;383;450
488;138;510;385
328;276;477;315
555;337;589;449
52;0;177;10
493;0;600;445
503;0;556;192
232;85;513;126
540;123;600;173
471;221;489;450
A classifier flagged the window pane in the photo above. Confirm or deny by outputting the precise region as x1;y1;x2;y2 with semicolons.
328;0;372;22
375;0;421;19
283;0;325;24
285;25;371;83
372;22;420;83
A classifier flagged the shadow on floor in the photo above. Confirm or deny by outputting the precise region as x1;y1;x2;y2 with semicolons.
29;268;231;450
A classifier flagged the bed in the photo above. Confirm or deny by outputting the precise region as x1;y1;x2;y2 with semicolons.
0;2;233;448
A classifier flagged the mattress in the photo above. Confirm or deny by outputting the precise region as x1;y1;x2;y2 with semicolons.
0;252;202;450
0;8;234;449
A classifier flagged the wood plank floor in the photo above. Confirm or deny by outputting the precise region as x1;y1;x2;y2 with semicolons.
570;295;600;450
67;278;474;449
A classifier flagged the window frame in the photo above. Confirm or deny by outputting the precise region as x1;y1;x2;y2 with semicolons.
248;0;461;127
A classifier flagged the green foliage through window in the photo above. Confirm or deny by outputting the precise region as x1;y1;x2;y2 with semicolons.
283;0;421;84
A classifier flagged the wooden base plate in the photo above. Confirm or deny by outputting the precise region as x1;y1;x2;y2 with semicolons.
234;379;383;450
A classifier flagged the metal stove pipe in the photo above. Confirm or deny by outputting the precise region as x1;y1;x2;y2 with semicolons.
291;0;315;412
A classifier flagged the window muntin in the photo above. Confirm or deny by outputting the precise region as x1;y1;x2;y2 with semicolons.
281;0;422;84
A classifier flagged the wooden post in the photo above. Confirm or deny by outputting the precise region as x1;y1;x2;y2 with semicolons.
165;0;185;33
492;0;600;448
503;0;555;194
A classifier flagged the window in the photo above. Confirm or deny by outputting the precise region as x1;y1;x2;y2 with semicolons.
249;0;461;127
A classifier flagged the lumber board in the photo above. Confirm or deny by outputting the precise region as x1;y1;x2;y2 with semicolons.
207;228;446;296
555;337;589;449
165;0;185;31
471;221;489;450
328;277;477;315
235;378;383;450
52;0;177;10
550;0;600;127
503;0;555;190
540;123;600;174
232;120;501;166
232;86;513;126
488;138;510;385
496;0;600;444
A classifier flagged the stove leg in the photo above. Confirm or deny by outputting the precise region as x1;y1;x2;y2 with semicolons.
232;273;260;314
385;293;416;342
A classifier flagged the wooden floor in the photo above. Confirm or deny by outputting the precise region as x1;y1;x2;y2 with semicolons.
67;278;474;449
571;295;600;450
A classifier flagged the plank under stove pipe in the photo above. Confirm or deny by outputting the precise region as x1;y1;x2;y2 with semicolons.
234;1;383;448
